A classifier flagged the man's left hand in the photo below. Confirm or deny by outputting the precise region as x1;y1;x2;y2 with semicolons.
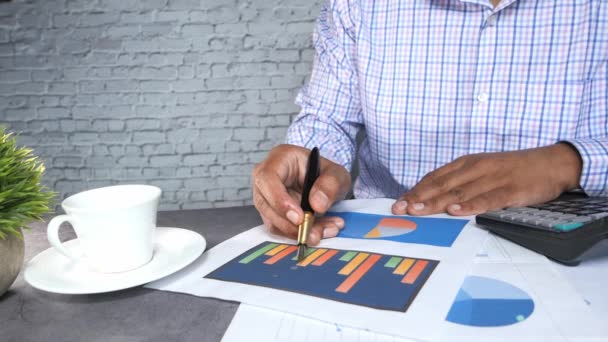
392;143;583;216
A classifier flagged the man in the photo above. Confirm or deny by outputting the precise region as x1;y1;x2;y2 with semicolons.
252;0;608;245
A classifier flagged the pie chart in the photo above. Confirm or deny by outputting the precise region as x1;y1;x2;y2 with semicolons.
364;217;417;238
446;276;535;327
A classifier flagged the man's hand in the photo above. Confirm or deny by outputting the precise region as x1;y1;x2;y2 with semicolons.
252;144;352;245
392;143;582;216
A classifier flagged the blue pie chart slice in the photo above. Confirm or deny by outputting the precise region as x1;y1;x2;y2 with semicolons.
446;276;535;327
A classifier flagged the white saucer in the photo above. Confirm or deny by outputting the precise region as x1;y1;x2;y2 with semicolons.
24;227;206;294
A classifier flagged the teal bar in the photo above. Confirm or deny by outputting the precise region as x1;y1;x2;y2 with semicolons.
340;251;357;262
384;256;402;268
239;243;279;264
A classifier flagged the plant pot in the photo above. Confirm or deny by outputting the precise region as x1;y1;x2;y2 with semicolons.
0;228;24;297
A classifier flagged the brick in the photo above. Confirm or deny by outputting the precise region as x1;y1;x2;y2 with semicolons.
126;118;162;130
38;107;71;119
182;153;216;166
181;23;214;36
150;155;181;166
233;128;265;141
157;11;189;22
80;13;120;27
133;131;166;143
172;79;205;92
120;11;155;24
140;80;171;92
167;0;200;10
184;177;217;190
47;82;77;95
140;23;176;37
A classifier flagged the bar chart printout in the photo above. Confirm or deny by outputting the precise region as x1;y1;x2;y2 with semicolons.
206;241;439;311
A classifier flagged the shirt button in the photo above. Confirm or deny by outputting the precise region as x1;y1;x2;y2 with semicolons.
477;92;490;103
486;15;497;26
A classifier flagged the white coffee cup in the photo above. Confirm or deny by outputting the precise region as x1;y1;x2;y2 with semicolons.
47;184;162;273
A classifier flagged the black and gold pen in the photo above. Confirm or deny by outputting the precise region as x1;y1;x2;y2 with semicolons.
296;147;320;261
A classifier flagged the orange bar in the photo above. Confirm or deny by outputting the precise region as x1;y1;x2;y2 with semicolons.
393;258;415;275
265;244;288;256
264;245;298;265
338;252;369;275
297;248;328;267
336;254;382;293
401;260;429;284
312;249;339;266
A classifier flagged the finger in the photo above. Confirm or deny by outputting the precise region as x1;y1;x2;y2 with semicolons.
406;175;507;215
304;216;345;246
253;166;303;225
253;188;298;238
447;186;517;216
396;166;488;214
309;166;351;214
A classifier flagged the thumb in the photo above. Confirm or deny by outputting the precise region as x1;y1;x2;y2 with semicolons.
309;162;351;214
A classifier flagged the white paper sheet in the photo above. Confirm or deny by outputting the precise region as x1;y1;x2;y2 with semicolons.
219;231;608;342
148;199;487;341
221;304;418;342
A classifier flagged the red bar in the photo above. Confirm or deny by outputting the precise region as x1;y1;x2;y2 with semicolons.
401;260;429;284
264;245;298;265
312;249;339;266
335;254;382;293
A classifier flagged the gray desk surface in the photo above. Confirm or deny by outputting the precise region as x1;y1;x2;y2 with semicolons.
0;206;262;342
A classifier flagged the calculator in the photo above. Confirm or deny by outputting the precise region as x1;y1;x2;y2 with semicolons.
475;193;608;266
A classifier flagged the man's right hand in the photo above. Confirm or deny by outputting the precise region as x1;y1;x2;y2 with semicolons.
252;144;352;245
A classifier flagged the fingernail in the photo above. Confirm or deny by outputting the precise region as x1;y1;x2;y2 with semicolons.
394;200;408;211
312;191;329;209
286;210;300;225
333;218;345;229
323;227;339;238
412;203;425;211
450;204;461;211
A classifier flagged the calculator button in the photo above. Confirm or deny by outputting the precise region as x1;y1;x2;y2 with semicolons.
545;212;566;219
555;214;578;220
553;222;584;232
535;210;554;217
590;212;608;220
555;207;572;213
483;211;503;218
540;219;560;228
570;216;593;223
575;209;602;216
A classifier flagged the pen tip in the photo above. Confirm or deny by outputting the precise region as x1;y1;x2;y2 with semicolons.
296;244;307;261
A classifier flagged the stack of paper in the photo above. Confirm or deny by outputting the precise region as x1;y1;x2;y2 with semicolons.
147;199;608;342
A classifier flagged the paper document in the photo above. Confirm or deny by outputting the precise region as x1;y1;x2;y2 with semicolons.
220;233;608;342
148;199;487;340
222;304;417;342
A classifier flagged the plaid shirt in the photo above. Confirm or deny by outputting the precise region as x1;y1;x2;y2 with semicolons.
287;0;608;198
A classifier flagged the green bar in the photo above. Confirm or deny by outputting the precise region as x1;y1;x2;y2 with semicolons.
239;243;279;264
384;256;403;268
292;247;316;260
340;251;357;262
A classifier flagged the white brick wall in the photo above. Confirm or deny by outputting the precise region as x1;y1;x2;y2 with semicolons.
0;0;322;210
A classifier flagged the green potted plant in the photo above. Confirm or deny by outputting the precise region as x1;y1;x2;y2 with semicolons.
0;128;54;297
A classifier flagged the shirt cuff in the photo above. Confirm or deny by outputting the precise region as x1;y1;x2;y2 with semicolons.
562;138;608;196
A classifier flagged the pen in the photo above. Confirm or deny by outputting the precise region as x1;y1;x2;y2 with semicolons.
296;147;320;261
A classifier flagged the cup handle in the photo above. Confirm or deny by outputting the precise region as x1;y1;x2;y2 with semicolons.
47;215;80;261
